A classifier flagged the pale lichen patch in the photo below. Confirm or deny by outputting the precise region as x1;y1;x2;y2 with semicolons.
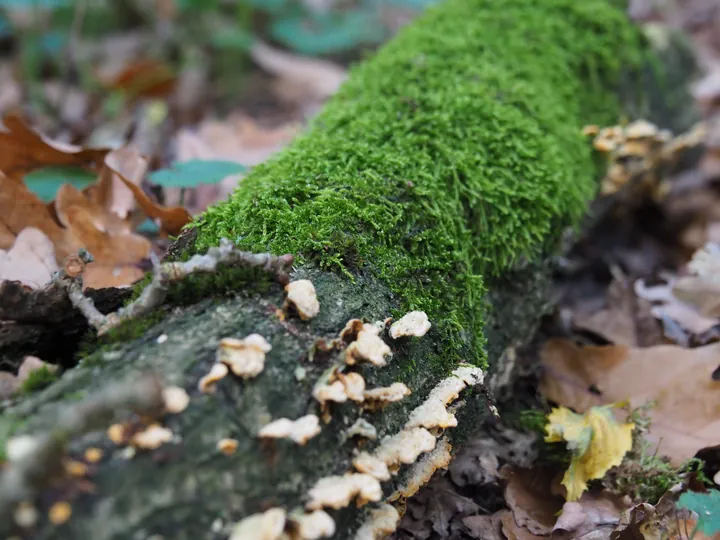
389;311;431;339
198;362;229;393
345;330;391;367
230;508;286;540
217;334;272;378
306;473;382;510
354;504;400;540
285;280;320;320
290;510;336;539
258;415;321;445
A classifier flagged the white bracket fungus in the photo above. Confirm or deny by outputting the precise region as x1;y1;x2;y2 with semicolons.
258;415;321;445
362;383;411;408
162;386;190;414
313;380;348;405
354;504;400;540
130;424;173;450
389;311;431;339
217;334;272;378
346;418;377;440
352;452;391;482
405;365;484;429
291;510;336;539
230;508;286;540
390;437;452;500
198;362;229;393
337;372;366;402
345;329;392;367
306;473;382;510
285;280;320;320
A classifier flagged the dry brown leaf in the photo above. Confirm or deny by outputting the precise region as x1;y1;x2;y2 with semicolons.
500;510;547;540
93;146;149;220
635;279;719;335
56;184;131;236
64;205;150;265
0;174;82;261
250;41;346;108
0;113;108;177
114;172;190;236
540;338;720;464
101;59;177;100
0;227;59;288
499;465;565;536
81;264;145;290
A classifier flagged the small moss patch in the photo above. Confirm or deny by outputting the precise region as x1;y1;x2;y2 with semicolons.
20;366;59;395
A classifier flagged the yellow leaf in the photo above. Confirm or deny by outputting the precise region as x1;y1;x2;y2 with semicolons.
545;405;634;501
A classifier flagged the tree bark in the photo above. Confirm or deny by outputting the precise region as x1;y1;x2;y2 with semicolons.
0;0;692;539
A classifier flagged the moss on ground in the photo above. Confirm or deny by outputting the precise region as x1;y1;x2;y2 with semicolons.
192;0;647;369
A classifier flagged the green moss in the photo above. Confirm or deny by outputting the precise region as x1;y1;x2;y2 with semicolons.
192;0;647;368
19;366;59;395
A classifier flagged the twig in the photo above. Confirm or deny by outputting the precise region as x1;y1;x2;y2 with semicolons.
0;375;164;519
54;239;295;336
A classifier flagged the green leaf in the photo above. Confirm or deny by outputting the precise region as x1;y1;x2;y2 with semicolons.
23;167;97;202
271;9;386;55
678;490;720;535
211;27;254;52
149;160;247;189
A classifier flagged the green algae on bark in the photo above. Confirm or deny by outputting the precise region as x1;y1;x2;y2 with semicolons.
193;0;647;369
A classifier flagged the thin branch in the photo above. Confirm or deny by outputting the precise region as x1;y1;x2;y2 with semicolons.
54;239;295;336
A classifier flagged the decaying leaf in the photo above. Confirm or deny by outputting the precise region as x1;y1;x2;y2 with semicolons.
0;227;59;288
540;339;720;464
545;405;634;501
0;113;108;178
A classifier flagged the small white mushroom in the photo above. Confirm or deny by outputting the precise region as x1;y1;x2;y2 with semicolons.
389;311;431;339
338;372;366;402
162;386;190;414
353;452;391;481
354;504;400;540
285;280;320;320
130;424;173;450
345;330;391;367
198;363;229;393
363;383;411;406
258;415;321;445
230;508;286;540
346;418;377;440
306;473;382;510
291;510;336;539
313;380;348;405
217;334;272;378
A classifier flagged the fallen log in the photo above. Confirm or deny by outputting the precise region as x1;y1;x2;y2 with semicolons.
0;0;691;538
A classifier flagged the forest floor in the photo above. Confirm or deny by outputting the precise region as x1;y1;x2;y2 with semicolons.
0;0;719;538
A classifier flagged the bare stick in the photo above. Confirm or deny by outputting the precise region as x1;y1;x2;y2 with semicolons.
54;239;295;336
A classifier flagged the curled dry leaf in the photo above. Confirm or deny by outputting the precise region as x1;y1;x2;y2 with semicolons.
0;227;59;288
0;113;108;177
540;338;720;464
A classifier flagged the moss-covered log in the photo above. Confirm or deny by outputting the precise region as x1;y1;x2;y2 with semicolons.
0;0;676;538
